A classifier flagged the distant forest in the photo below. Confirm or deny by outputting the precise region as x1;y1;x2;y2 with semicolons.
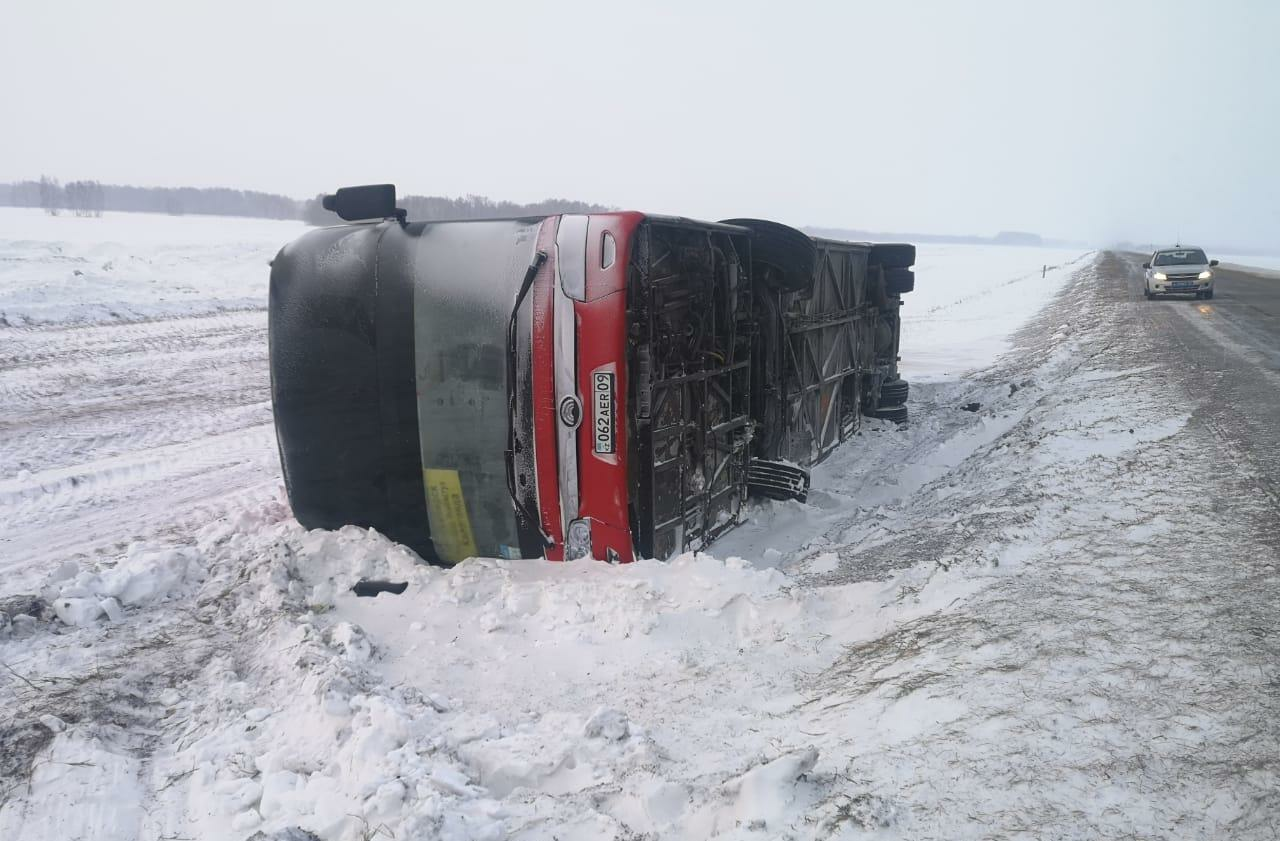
0;177;1088;249
805;226;1050;248
0;178;611;225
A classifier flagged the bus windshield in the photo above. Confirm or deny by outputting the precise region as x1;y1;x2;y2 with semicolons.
409;219;543;563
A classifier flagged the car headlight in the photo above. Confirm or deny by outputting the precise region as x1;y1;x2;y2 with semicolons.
1152;272;1167;281
565;518;592;560
1198;270;1212;280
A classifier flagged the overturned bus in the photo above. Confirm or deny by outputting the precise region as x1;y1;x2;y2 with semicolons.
269;185;915;566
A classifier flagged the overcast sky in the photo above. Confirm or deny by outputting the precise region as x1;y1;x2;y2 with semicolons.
2;0;1277;248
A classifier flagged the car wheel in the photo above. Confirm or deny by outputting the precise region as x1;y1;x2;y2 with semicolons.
866;404;909;424
879;378;909;406
1205;289;1214;300
868;243;916;270
882;267;914;295
1143;287;1152;299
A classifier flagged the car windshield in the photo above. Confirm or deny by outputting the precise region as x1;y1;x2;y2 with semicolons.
1154;249;1208;266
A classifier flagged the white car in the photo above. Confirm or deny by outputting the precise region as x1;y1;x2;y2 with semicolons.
1142;247;1219;300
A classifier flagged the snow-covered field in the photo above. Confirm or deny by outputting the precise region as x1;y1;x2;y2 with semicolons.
0;207;303;325
1217;253;1280;273
3;210;1275;839
900;244;1092;381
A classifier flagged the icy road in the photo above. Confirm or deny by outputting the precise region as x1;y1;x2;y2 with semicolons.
1;214;1278;840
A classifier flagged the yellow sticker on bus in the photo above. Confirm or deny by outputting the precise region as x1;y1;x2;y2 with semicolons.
423;468;477;564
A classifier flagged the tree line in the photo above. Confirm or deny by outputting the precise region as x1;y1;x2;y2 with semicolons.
0;178;610;225
29;176;107;217
3;177;299;219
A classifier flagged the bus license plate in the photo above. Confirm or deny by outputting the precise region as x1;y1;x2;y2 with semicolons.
593;371;615;454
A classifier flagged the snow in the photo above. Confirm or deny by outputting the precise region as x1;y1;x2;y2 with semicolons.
2;213;1276;839
900;243;1093;381
0;206;302;325
1216;253;1280;273
4;511;975;840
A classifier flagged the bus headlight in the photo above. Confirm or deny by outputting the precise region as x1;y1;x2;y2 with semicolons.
565;519;592;560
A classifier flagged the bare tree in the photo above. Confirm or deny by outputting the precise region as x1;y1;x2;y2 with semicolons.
63;180;105;217
38;175;62;216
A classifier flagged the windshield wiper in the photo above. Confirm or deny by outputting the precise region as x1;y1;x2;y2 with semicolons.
505;250;554;550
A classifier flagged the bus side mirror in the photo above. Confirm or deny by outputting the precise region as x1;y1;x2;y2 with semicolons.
322;184;405;222
1210;259;1219;267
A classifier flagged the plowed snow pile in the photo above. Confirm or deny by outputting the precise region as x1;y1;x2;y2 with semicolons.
3;212;1276;840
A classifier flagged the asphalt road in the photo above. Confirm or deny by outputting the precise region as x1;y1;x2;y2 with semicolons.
1115;252;1280;524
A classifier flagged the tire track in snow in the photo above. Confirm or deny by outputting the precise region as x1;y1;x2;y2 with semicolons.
0;310;281;583
1;311;270;476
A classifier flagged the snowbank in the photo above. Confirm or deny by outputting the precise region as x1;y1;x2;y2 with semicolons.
45;543;204;625
1;510;980;840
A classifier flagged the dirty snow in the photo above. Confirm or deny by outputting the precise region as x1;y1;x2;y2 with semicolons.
2;212;1277;839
